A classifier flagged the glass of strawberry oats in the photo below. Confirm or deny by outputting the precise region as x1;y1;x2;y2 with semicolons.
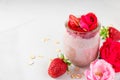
63;12;101;67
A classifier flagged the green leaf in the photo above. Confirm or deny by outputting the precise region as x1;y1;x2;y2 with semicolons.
66;61;71;66
59;53;64;59
100;26;109;39
58;53;71;66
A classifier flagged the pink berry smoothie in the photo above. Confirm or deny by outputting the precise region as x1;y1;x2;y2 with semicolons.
63;23;100;67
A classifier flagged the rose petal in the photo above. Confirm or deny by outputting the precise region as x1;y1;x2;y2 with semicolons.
80;15;89;31
85;13;97;25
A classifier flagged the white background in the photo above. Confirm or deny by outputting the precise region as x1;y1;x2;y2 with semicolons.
0;0;120;80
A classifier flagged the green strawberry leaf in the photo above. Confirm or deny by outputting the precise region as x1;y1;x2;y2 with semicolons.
100;26;109;39
58;53;71;66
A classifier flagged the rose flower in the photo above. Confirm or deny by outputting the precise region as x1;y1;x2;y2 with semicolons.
80;12;98;31
85;59;115;80
100;38;120;72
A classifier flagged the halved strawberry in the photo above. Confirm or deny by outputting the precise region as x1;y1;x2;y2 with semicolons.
48;54;71;78
68;14;79;27
68;15;86;32
100;26;120;41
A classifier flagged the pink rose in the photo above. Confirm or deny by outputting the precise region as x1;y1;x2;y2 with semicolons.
85;59;115;80
80;12;98;31
100;38;120;72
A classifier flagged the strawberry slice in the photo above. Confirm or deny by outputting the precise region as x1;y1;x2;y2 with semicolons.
68;14;79;27
69;15;79;27
100;26;120;41
68;15;85;32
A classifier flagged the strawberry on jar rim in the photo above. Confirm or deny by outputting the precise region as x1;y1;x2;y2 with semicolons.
68;15;82;32
68;14;79;27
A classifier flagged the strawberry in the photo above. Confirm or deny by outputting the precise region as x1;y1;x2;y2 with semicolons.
100;26;120;41
68;15;85;32
68;14;79;27
48;54;71;78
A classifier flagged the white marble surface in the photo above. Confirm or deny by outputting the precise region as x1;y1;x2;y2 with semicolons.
0;0;120;80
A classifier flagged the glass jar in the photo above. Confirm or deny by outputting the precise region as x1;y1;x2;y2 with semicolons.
63;22;100;67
